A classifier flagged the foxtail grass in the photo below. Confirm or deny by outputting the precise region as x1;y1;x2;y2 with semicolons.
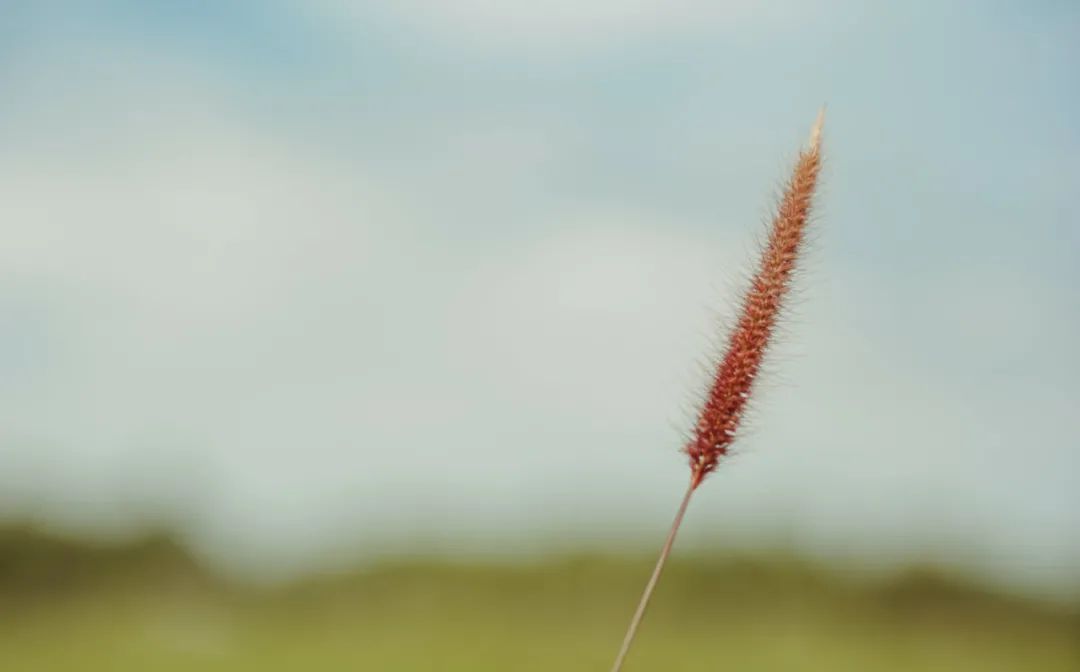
609;109;825;672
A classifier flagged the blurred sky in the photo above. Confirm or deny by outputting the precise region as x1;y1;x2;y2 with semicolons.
1;1;1078;596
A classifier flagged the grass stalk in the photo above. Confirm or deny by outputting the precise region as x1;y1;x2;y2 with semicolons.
609;467;704;672
608;109;824;670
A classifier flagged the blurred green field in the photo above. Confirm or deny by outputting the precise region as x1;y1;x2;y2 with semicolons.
1;527;1077;671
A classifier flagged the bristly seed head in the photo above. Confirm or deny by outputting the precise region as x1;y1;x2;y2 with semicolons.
686;110;824;487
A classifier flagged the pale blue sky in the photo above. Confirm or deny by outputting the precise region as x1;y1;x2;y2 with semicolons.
1;1;1077;597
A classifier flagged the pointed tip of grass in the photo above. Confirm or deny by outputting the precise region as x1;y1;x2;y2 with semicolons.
809;106;826;152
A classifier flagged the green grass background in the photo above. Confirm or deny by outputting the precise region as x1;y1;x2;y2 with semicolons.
1;527;1076;671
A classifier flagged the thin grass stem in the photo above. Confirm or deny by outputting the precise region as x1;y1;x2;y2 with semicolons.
609;468;703;672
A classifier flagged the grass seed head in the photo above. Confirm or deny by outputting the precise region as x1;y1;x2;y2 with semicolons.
685;110;824;487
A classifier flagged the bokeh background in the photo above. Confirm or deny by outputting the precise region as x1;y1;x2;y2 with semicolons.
1;2;1077;670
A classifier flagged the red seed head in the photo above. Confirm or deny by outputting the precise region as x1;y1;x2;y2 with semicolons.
686;110;824;487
